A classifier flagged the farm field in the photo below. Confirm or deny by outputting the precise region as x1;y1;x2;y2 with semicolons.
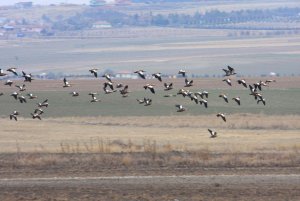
1;76;300;200
0;34;299;76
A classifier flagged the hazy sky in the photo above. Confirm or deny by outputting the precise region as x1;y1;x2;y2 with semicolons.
0;0;91;6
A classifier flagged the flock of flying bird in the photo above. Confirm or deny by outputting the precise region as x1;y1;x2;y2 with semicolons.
0;66;276;138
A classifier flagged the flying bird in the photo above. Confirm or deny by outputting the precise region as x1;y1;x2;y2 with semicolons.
178;69;186;77
116;83;123;88
223;66;236;76
199;99;208;108
222;78;232;86
134;70;146;79
15;84;26;91
31;112;42;120
103;87;116;94
63;78;71;87
144;84;155;94
152;73;162;82
0;69;7;76
175;104;186;112
27;93;38;99
237;79;247;88
208;129;217;138
217;113;226;122
89;68;98;78
18;95;27;103
37;99;49;108
257;97;266;105
11;92;19;100
90;94;100;102
70;91;79;97
164;82;173;91
4;80;13;86
232;97;241;105
184;78;193;87
144;97;152;106
102;73;112;82
9;111;19;121
7;68;18;76
219;94;229;103
22;71;33;82
119;85;129;97
104;81;114;90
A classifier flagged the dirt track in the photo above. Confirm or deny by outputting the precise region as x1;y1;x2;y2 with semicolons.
1;174;299;201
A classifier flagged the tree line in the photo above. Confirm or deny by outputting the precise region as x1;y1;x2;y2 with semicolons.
50;7;300;31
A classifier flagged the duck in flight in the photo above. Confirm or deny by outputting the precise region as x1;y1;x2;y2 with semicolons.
134;70;146;79
208;129;217;138
10;111;19;121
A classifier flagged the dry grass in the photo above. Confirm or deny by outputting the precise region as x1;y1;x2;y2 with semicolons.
0;114;299;154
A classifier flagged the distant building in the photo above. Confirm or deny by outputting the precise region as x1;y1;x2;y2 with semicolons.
90;0;107;7
2;24;14;31
92;21;112;29
15;2;33;9
115;71;138;79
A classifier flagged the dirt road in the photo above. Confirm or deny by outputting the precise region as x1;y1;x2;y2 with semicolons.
1;174;299;200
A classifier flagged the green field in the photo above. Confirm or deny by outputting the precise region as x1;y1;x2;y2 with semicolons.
1;88;300;118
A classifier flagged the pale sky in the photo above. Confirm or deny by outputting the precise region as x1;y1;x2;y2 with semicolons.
0;0;91;6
